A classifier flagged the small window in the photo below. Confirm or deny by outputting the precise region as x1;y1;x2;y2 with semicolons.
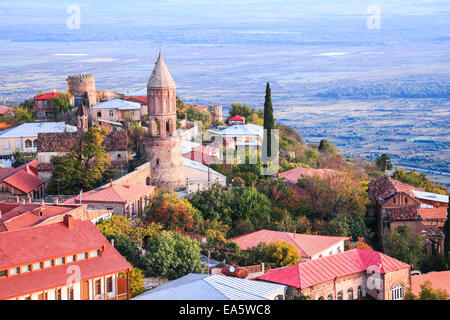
106;207;113;211
337;291;343;300
318;296;324;300
21;265;31;273
90;250;99;258
87;205;95;210
66;255;75;263
327;294;333;300
15;141;21;149
68;288;74;300
77;252;88;261
95;279;101;295
357;285;364;299
97;111;102;117
55;257;65;266
0;270;7;278
107;277;113;293
405;198;408;204
117;153;121;159
109;110;114;117
33;262;43;270
9;267;19;276
348;288;354;300
44;260;54;268
393;197;396;204
56;288;62;300
4;141;10;149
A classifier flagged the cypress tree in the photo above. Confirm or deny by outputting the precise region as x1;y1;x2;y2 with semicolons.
263;82;275;157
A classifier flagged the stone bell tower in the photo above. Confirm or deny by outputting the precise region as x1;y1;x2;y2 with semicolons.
144;52;185;190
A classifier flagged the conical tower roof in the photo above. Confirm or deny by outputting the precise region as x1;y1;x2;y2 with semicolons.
147;52;176;89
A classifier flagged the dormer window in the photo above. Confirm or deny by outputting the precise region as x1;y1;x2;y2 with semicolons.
21;265;31;273
77;252;87;261
33;262;43;270
55;257;65;266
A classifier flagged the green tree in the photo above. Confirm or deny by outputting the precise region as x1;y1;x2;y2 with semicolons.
229;103;252;119
49;93;72;116
186;106;211;129
318;140;338;156
143;231;203;279
392;169;448;195
129;268;146;298
375;153;392;171
405;280;448;300
14;105;34;123
263;82;275;157
325;213;373;242
47;126;117;194
385;225;425;269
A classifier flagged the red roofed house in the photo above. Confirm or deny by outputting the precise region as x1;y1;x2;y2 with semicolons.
0;198;113;233
34;91;61;120
0;160;45;200
228;115;245;125
410;271;450;298
63;183;156;218
256;249;411;300
275;166;340;197
0;216;132;300
368;175;449;255
231;229;350;261
0;105;13;115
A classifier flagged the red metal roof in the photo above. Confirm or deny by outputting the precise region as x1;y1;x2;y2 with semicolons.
124;96;147;105
0;203;75;232
0;219;131;299
256;249;410;289
34;92;61;100
184;151;220;165
188;104;208;112
228;115;245;121
63;184;155;204
411;271;450;296
230;229;350;259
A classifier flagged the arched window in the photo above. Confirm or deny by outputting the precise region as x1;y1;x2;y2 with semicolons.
357;285;364;299
146;177;151;186
348;288;354;300
33;140;38;148
318;296;324;300
327;294;333;300
392;283;404;300
155;119;160;136
25;140;32;148
337;291;343;300
166;120;170;136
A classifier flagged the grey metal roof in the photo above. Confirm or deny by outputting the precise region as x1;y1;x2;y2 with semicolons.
0;122;77;138
91;99;141;110
147;53;176;89
125;88;147;97
132;274;286;300
217;124;262;138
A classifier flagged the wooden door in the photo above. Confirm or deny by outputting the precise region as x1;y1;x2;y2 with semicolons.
81;280;90;300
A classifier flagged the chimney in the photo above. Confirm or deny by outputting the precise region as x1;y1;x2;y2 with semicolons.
40;199;45;206
63;214;74;229
111;238;115;247
53;198;59;205
293;229;296;238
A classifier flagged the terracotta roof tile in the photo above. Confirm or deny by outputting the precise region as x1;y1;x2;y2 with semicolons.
63;184;155;204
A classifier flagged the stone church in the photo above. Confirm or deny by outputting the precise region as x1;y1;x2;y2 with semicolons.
142;52;185;190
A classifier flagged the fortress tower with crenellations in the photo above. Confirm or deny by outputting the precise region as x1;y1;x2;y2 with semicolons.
143;52;185;190
67;74;97;107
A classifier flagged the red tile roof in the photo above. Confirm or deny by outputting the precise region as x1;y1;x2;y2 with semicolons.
63;184;155;204
419;207;448;227
368;175;422;203
34;92;61;100
188;104;208;112
411;271;450;296
124;96;147;106
277;167;339;184
0;219;131;299
256;249;410;289
228;115;245;121
0;105;13;115
184;151;220;165
230;229;350;259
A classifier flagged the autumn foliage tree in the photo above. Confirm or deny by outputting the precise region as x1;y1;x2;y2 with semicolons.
404;280;449;300
144;189;202;233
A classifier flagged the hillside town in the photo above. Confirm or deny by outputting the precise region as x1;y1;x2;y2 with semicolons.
0;52;448;302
